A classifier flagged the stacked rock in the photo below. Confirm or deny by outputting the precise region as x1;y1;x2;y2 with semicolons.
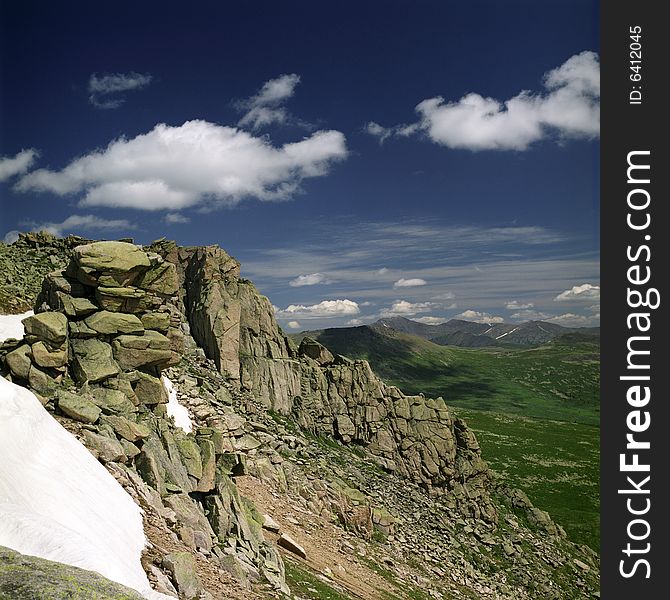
4;241;183;406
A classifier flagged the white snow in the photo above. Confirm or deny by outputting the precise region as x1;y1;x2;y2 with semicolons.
0;313;170;599
0;310;33;342
162;375;193;433
495;326;519;340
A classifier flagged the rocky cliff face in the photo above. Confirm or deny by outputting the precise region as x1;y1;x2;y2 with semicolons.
148;240;492;514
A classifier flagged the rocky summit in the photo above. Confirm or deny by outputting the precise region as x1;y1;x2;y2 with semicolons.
0;236;599;599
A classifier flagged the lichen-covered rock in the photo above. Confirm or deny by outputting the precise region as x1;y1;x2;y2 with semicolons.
101;415;151;442
141;311;171;332
57;389;101;424
133;371;168;405
71;338;120;383
73;241;152;283
90;387;137;415
0;545;144;599
5;344;32;379
22;312;67;346
84;311;144;335
31;341;67;369
112;331;176;370
162;552;202;600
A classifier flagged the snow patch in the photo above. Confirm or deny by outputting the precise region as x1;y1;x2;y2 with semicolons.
162;376;193;433
495;326;519;340
0;310;33;342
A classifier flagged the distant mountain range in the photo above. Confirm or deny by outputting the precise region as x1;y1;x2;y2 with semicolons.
295;316;600;349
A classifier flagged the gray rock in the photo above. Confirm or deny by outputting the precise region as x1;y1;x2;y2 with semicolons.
57;390;101;424
162;552;203;600
278;533;307;559
5;343;32;379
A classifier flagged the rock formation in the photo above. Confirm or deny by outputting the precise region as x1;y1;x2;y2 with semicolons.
0;237;600;599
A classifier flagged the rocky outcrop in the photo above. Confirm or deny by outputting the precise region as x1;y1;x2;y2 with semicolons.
150;240;492;509
0;241;289;596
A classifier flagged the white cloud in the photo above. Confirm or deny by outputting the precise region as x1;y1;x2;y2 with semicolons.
380;300;435;317
393;278;427;288
164;212;190;224
455;309;505;324
346;318;364;326
22;214;133;238
88;72;152;109
3;230;20;244
237;74;301;130
432;291;456;300
286;321;301;329
0;150;38;182
368;51;599;151
554;283;600;301
546;313;599;327
16;120;348;210
506;300;534;310
377;267;390;274
510;309;551;321
413;316;448;325
289;273;331;287
276;299;360;318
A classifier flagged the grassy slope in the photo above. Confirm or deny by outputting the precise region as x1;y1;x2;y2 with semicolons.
297;327;600;550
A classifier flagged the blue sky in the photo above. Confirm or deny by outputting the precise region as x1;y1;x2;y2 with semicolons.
0;0;600;330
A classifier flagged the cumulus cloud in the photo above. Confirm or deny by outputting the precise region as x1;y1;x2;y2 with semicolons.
15;120;348;211
554;283;600;301
413;316;448;325
393;278;427;288
547;313;599;327
455;310;505;324
286;321;301;329
289;273;331;287
380;300;435;317
276;299;360;318
21;214;133;238
164;212;190;224
506;300;534;310
0;149;38;182
367;51;599;151
237;74;302;130
510;309;551;321
346;318;364;326
88;72;152;109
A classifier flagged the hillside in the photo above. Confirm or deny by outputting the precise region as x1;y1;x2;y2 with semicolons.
371;316;599;348
0;235;599;599
290;323;600;549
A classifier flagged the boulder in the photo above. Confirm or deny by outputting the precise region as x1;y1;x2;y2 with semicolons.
57;390;101;424
112;331;176;370
31;341;68;369
135;262;179;295
162;552;203;600
73;241;152;277
84;311;144;335
90;387;137;415
0;545;144;599
71;338;120;383
298;337;335;365
22;312;67;345
278;533;307;559
58;293;98;318
141;311;171;332
133;371;167;404
96;286;152;313
5;344;32;379
82;430;127;462
102;415;151;442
